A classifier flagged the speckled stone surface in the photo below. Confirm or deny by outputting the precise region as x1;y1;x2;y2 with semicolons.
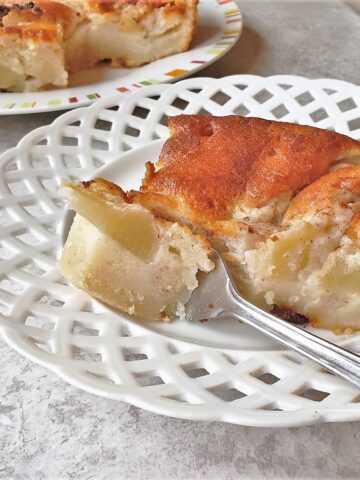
2;2;360;479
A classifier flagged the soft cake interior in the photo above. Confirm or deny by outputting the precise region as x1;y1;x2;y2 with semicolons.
59;179;214;321
64;0;197;71
0;26;67;91
238;167;360;332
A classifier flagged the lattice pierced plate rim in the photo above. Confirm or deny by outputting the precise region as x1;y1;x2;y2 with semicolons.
2;75;360;427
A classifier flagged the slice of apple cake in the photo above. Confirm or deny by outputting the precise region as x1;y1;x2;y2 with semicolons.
60;115;360;332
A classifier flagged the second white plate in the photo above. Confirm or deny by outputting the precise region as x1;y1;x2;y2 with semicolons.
0;0;242;115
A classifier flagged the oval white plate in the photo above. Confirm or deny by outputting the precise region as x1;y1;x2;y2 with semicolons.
0;0;242;115
2;75;360;427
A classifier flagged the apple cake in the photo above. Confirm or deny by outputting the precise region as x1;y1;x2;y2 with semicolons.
0;0;198;92
60;115;360;332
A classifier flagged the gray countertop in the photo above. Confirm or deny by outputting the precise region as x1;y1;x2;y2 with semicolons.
2;1;360;479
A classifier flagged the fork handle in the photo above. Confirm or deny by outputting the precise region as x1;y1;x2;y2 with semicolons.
227;282;360;389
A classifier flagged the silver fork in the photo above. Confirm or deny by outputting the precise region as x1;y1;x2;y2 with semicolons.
185;250;360;389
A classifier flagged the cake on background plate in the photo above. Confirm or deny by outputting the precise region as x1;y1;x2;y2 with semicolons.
0;0;198;91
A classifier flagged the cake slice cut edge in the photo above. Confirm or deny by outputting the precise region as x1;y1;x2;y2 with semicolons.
59;178;214;321
0;23;68;92
64;0;199;72
0;1;77;91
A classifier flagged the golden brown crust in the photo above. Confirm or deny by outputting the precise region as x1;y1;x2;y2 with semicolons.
139;115;360;226
78;177;129;202
0;0;78;42
1;0;76;25
3;1;73;21
284;166;360;220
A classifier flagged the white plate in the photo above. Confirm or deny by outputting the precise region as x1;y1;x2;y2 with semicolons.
0;0;242;115
2;75;360;427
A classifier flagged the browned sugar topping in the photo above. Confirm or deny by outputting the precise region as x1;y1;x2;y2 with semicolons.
0;1;42;24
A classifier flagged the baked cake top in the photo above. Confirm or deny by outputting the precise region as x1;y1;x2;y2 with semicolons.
136;115;360;226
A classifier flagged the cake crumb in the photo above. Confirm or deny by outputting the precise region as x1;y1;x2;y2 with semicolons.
264;291;275;305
